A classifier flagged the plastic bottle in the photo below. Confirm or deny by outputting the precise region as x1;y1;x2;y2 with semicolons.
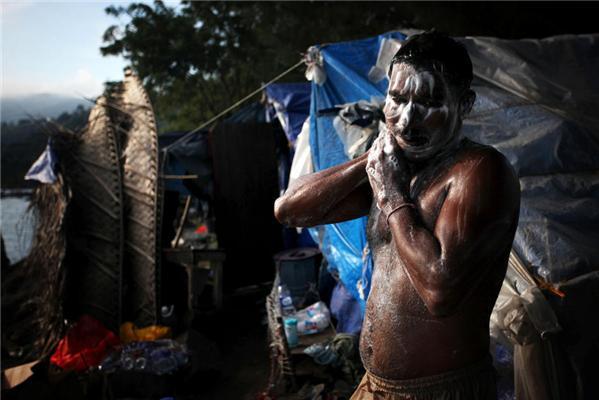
284;318;299;348
98;351;121;373
135;357;147;371
278;284;297;317
148;340;189;375
121;355;135;370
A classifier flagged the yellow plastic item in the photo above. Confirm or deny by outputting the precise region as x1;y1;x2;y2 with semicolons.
119;322;172;343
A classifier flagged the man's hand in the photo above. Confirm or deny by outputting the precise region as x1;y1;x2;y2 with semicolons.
366;131;411;216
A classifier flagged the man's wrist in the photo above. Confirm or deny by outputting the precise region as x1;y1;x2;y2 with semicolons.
385;202;415;226
383;193;411;214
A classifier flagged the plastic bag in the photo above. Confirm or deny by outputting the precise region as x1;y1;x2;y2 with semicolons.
99;339;189;375
50;315;121;372
296;301;331;335
119;322;172;344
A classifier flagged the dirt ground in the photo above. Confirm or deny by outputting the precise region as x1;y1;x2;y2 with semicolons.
1;289;272;400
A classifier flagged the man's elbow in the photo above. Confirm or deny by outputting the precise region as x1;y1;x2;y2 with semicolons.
274;196;291;225
274;196;303;227
274;195;319;228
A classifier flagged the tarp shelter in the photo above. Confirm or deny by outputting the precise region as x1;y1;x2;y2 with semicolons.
304;31;599;313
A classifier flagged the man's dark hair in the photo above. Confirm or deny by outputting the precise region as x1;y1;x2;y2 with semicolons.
389;31;473;94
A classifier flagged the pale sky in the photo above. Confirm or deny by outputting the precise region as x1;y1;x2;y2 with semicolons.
1;0;178;98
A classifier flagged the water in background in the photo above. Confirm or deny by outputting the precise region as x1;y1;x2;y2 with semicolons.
1;195;34;264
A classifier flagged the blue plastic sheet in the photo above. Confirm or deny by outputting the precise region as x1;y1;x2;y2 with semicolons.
265;83;311;145
308;32;406;311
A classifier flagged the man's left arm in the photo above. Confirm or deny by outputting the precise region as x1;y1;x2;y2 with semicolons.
371;136;520;317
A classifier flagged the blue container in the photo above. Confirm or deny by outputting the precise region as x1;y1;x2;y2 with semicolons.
284;317;299;348
275;247;321;306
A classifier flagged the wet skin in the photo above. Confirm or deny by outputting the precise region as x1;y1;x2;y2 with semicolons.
274;63;520;379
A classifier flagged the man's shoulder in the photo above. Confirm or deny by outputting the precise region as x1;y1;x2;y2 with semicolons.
455;140;516;183
449;140;520;216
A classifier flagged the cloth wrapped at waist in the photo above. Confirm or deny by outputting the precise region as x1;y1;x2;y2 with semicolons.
351;355;496;400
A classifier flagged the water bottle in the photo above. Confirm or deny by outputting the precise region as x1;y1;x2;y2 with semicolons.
284;317;299;348
278;284;296;317
135;357;147;371
150;349;177;375
161;304;176;326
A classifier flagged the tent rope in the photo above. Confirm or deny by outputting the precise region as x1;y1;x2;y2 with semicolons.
165;58;305;151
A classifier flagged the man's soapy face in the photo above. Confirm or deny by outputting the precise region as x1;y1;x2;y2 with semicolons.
383;62;462;161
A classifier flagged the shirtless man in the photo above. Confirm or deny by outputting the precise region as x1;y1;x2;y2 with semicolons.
274;32;520;399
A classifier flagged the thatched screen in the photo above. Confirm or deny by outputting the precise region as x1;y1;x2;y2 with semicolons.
1;175;70;366
109;70;163;327
52;96;125;331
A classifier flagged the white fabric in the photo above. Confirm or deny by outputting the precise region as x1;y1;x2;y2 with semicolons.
289;117;314;185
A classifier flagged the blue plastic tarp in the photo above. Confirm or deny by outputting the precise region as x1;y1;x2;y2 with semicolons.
265;83;311;145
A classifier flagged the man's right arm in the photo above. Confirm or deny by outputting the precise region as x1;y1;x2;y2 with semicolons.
274;151;372;227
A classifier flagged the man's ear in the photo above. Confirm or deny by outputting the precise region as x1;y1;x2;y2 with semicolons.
459;89;476;117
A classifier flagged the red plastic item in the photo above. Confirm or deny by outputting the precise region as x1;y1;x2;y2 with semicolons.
50;315;120;372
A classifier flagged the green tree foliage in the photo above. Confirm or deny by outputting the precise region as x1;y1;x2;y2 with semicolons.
54;105;90;132
101;1;407;132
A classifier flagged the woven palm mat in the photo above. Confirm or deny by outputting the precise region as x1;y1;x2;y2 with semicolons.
109;69;163;327
51;97;125;331
1;174;70;364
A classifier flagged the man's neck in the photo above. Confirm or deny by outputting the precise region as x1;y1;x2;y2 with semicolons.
409;136;466;175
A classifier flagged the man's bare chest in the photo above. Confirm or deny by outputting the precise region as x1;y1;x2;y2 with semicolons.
367;170;450;246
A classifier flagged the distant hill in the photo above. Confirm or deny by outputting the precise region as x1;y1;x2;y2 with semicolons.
1;94;90;123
